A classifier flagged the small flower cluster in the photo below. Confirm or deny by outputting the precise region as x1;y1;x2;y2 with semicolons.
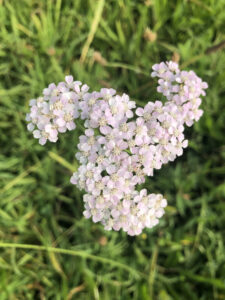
152;61;208;126
26;61;208;235
26;76;89;145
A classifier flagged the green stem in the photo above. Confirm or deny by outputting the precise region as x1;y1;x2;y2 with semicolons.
0;242;140;277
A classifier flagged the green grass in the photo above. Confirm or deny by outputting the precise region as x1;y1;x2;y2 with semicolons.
0;0;225;299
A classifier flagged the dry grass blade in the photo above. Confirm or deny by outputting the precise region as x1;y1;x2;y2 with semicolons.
67;284;85;300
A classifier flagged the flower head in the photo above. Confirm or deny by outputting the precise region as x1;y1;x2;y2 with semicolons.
26;61;207;235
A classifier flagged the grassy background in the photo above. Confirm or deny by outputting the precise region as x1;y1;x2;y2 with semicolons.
0;0;225;299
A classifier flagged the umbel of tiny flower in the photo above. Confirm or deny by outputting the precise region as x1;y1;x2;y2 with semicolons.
26;61;208;236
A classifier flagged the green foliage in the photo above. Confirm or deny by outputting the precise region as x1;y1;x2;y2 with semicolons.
0;0;225;299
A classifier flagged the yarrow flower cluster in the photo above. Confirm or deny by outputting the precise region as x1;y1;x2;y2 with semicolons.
26;61;207;236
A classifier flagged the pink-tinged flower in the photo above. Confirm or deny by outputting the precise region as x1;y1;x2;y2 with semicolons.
43;83;57;97
136;102;154;121
89;101;109;130
79;91;101;119
73;82;89;99
151;62;168;77
65;75;74;86
167;61;179;72
100;88;116;100
27;123;35;132
121;94;136;118
134;118;148;145
45;124;58;142
105;139;129;162
151;101;163;118
157;79;172;97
